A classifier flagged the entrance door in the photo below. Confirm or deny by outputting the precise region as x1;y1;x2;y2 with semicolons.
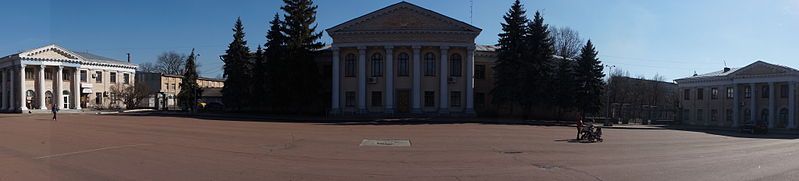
397;90;410;113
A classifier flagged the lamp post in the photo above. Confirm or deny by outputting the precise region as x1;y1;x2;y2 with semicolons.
605;64;615;124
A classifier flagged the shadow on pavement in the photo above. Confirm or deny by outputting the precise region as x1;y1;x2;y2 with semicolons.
659;125;799;139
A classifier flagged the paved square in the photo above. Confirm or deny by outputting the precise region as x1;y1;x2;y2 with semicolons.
1;114;799;180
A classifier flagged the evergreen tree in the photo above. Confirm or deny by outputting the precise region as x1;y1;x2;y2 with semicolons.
552;57;577;114
574;40;605;115
221;17;252;111
279;0;324;113
491;0;529;113
177;49;201;112
520;11;556;111
251;45;266;110
265;13;287;112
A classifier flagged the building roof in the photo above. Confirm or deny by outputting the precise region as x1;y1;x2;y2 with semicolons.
0;44;137;67
326;1;481;34
159;73;225;82
674;61;799;82
72;51;134;66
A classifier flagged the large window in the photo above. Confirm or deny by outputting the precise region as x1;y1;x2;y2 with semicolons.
475;65;485;79
779;108;788;128
345;91;355;107
95;71;103;83
123;74;130;84
371;91;382;106
726;87;734;99
424;53;436;76
450;91;461;107
110;72;117;83
725;109;733;124
25;68;34;80
424;91;435;107
761;85;769;98
696;88;704;100
710;109;718;122
371;53;383;77
696;109;704;121
449;54;462;77
46;69;54;80
744;109;751;123
344;54;356;77
62;70;71;81
80;70;87;82
397;53;409;76
781;84;789;98
683;89;690;100
710;88;718;100
744;87;751;98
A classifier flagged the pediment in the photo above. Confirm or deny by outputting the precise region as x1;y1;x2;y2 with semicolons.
731;61;796;76
327;2;480;34
20;45;81;61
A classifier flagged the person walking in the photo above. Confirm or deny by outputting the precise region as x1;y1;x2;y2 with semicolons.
51;104;59;121
576;115;584;140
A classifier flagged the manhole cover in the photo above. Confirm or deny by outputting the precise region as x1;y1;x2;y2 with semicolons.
360;139;411;147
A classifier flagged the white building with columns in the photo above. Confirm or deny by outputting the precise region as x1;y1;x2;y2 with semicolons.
0;44;137;113
675;61;798;129
325;2;481;115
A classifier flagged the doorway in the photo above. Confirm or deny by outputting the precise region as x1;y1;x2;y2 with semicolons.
397;90;410;113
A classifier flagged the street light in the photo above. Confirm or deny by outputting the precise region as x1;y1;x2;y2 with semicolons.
605;64;615;124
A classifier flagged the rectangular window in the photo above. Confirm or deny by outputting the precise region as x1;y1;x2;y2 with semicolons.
371;57;382;77
397;55;409;76
80;70;87;82
683;89;690;100
475;92;485;108
450;91;461;107
696;88;704;100
172;84;176;90
683;109;690;121
425;58;436;76
726;109;733;122
781;84;788;98
745;87;751;98
63;70;70;81
164;83;169;90
96;71;103;83
449;58;461;77
711;109;718;122
371;91;382;106
345;91;355;107
25;68;34;80
475;65;485;79
110;72;117;83
123;74;130;84
710;88;718;100
726;87;734;99
424;91;435;107
95;92;102;104
761;85;769;98
345;59;355;77
697;109;704;121
46;70;54;80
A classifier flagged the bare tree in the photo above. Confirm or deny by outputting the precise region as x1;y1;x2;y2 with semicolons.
551;26;583;59
156;51;187;75
137;62;159;73
110;82;151;109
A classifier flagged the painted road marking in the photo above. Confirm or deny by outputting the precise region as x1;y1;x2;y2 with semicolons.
360;139;411;147
34;144;152;160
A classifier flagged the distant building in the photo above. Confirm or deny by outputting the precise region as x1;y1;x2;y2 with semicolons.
607;76;678;123
135;72;224;110
674;61;798;129
0;44;137;112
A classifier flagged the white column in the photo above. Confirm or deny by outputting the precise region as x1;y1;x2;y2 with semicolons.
789;82;796;129
439;46;449;114
750;83;756;123
56;66;64;109
1;68;6;111
411;45;422;113
73;68;81;110
465;46;475;114
357;46;367;114
38;65;46;109
330;47;340;114
732;85;740;127
768;82;775;128
9;68;16;111
18;64;27;111
384;46;395;114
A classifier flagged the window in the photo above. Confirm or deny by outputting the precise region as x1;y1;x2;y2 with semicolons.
683;89;690;100
683;109;690;121
475;65;485;79
449;54;462;77
397;53;409;76
25;68;33;80
424;53;436;76
371;91;382;106
696;88;704;100
761;109;769;124
475;92;485;108
344;54;356;77
725;109;733;123
95;92;102;104
110;72;117;83
696;109;704;121
710;109;718;122
96;71;103;83
424;91;435;107
172;84;176;90
744;87;751;98
450;91;461;107
781;85;788;98
46;69;54;80
779;108;789;128
710;88;718;100
761;85;769;98
80;70;87;82
345;91;355;107
726;87;734;99
744;109;751;123
63;70;70;81
164;83;169;90
123;74;130;84
371;53;383;77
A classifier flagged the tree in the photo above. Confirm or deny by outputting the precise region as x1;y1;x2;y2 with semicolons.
178;49;202;112
551;26;583;59
137;62;159;73
278;0;324;113
263;13;286;111
520;11;556;111
552;57;577;115
491;0;529;113
110;82;151;109
251;45;267;109
155;51;187;75
221;17;252;111
575;40;605;116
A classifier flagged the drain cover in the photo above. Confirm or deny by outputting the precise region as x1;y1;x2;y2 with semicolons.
360;139;411;147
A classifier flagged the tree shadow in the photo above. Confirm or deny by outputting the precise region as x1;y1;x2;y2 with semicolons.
659;125;799;139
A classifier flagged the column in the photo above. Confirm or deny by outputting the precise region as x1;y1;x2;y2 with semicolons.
18;64;27;111
750;83;756;123
1;68;6;110
73;68;81;110
789;82;796;128
357;46;367;114
330;47;340;114
768;82;775;128
411;45;422;113
439;46;449;114
384;46;395;114
56;66;63;109
732;84;740;127
9;68;16;111
465;46;475;114
38;65;46;109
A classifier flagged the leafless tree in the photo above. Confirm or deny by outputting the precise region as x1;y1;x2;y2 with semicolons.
110;82;151;109
551;26;584;59
137;62;159;73
156;51;187;75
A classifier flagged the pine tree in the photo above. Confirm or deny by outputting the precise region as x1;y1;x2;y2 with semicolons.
251;45;266;110
265;13;287;112
491;0;529;113
279;0;324;113
553;57;577;114
575;40;605;116
178;49;201;112
521;11;556;111
221;17;252;111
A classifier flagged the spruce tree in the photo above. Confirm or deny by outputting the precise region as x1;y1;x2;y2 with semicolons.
178;49;201;112
280;0;324;113
575;40;605;116
521;11;556;112
492;0;529;113
553;57;577;115
265;13;287;112
251;45;267;110
221;17;252;111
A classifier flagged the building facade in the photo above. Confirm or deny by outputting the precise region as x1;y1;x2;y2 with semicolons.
0;44;137;112
136;72;224;110
674;61;799;129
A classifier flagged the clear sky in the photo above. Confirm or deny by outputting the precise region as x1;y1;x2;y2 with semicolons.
1;0;797;81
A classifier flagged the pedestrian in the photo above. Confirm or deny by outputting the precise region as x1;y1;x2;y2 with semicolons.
51;104;59;121
576;114;584;140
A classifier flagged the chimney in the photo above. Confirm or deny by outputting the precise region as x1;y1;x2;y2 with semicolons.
723;67;731;73
127;53;131;63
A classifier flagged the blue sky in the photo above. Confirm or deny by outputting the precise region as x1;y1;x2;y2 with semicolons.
1;0;797;81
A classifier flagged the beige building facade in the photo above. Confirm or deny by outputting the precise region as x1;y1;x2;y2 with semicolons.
675;61;799;129
136;72;224;109
0;45;137;112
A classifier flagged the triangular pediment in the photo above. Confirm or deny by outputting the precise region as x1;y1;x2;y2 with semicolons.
327;2;481;34
731;61;797;76
19;45;82;61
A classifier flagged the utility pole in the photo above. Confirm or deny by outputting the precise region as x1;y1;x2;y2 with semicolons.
605;64;615;124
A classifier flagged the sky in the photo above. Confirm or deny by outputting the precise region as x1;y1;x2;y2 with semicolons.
1;0;797;81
